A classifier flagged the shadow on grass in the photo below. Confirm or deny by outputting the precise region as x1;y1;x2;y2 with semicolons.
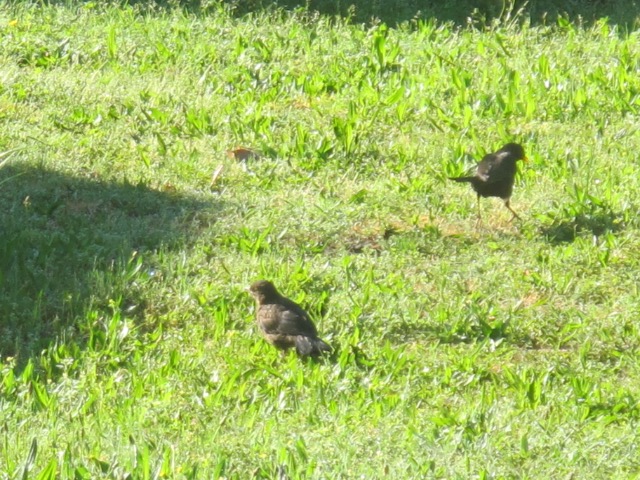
540;209;624;244
384;316;510;345
11;0;639;28
0;164;219;366
206;0;639;28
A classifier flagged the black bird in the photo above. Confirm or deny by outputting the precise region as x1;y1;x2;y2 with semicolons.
247;280;331;357
449;143;527;221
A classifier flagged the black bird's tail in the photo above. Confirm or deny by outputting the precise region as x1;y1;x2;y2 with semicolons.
448;176;475;183
295;336;332;357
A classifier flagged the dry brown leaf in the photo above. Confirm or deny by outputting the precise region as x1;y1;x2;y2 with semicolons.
226;147;259;162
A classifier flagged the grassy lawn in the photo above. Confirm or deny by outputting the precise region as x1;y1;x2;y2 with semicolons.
2;1;640;478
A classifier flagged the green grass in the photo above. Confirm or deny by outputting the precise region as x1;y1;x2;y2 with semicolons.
2;1;640;478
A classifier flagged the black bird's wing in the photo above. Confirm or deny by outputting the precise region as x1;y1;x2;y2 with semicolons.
476;151;511;184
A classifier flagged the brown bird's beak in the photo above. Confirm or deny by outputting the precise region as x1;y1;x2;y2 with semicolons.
523;156;528;162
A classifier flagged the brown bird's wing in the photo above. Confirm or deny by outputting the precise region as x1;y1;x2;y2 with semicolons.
257;298;331;357
260;301;319;338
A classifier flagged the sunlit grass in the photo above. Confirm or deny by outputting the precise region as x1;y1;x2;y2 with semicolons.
1;2;640;478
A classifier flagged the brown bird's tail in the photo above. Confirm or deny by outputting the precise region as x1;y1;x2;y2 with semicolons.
295;336;332;357
448;176;475;183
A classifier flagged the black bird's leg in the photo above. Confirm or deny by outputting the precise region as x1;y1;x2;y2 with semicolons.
475;194;483;226
505;199;521;221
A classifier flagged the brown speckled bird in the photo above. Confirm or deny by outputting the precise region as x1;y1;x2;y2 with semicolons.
247;280;331;357
449;142;527;221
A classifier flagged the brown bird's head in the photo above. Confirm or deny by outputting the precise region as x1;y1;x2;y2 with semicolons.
499;143;527;162
247;280;280;303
